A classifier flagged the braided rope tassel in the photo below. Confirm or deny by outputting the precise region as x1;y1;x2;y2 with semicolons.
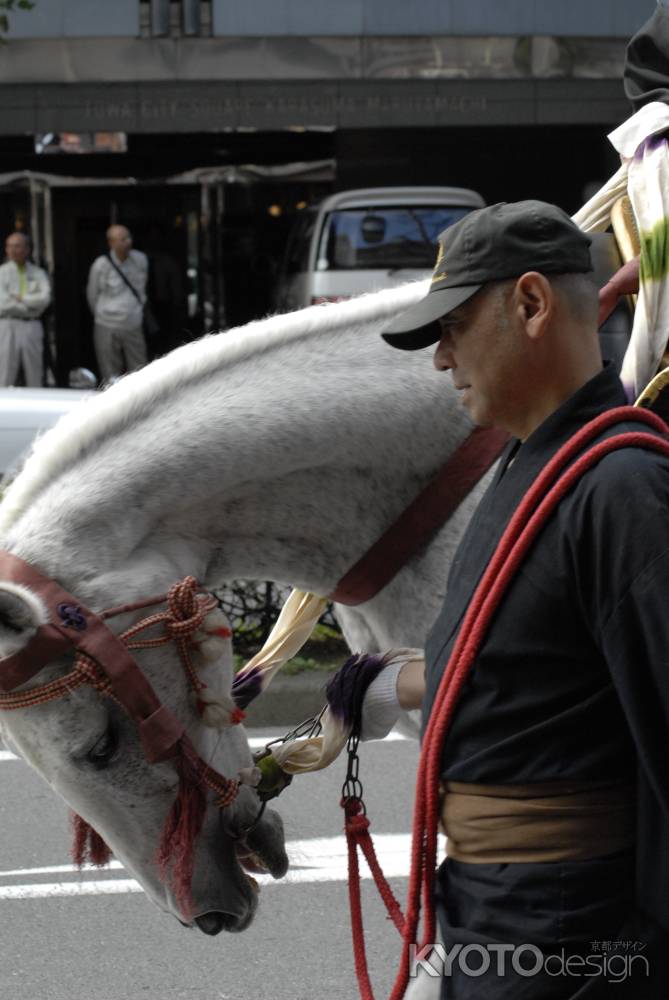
156;736;240;919
71;812;113;867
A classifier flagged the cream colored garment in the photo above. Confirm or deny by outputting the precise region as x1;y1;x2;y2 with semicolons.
233;589;421;776
239;588;328;683
573;101;669;399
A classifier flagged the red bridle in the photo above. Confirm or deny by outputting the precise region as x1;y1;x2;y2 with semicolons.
0;555;242;917
0;425;507;918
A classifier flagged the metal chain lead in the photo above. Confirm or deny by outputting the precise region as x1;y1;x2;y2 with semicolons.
342;728;366;814
256;706;325;759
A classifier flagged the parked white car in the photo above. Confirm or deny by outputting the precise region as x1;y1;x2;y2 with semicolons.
0;386;92;478
275;185;485;311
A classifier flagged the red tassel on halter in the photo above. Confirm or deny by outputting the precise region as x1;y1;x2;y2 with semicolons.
71;812;113;867
156;739;208;921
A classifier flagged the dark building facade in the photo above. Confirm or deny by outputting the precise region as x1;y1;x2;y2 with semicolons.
0;0;655;380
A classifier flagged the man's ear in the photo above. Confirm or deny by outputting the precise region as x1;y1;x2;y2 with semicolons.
0;583;48;659
513;272;554;341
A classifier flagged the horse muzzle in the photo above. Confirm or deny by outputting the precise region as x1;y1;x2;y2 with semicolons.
195;908;255;935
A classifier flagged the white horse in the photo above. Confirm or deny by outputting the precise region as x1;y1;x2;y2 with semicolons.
0;281;491;935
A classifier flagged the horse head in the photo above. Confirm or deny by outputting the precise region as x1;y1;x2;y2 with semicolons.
0;563;288;934
0;280;466;938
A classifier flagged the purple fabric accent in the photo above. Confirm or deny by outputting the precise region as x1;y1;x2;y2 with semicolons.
635;133;669;161
325;652;391;731
622;380;636;403
231;666;264;710
57;603;87;631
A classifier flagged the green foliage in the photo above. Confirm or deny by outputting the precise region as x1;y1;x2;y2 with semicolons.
0;0;35;37
311;622;344;643
216;580;344;660
276;656;320;676
640;217;669;284
233;620;349;676
234;649;345;676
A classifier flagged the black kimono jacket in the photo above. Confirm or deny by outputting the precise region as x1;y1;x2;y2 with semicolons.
423;365;669;949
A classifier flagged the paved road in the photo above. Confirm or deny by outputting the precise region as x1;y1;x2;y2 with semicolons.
0;729;424;1000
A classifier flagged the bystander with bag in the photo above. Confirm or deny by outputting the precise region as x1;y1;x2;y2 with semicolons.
87;224;158;382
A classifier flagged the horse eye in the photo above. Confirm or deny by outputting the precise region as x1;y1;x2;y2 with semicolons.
86;727;118;769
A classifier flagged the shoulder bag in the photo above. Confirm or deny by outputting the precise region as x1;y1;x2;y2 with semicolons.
106;252;160;339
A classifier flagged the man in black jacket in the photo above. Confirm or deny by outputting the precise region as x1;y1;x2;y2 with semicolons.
364;200;669;998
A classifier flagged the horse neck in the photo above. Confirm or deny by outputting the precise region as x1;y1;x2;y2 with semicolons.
4;304;471;603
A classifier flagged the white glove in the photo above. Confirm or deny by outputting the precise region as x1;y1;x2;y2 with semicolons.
359;649;423;741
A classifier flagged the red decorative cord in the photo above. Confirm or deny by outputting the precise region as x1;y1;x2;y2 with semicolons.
0;576;216;710
344;406;669;1000
121;577;217;695
0;573;240;918
390;407;669;1000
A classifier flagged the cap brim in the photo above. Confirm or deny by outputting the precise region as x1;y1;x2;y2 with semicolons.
382;284;482;351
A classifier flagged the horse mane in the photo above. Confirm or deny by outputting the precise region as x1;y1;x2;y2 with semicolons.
0;281;426;535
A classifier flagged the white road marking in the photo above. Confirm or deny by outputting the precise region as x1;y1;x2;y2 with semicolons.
0;861;125;878
0;730;408;763
1;880;144;899
0;832;446;900
250;731;409;749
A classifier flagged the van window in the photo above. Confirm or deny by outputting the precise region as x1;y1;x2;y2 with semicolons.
318;206;471;271
283;210;317;274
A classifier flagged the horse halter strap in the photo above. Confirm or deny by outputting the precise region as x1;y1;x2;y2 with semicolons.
329;426;509;606
0;552;236;801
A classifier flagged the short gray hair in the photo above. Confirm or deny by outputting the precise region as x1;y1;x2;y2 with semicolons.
482;272;599;327
548;272;599;326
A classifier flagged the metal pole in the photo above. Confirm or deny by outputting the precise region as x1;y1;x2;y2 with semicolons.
150;0;170;36
182;0;201;36
43;182;54;277
42;182;57;386
199;181;213;332
28;177;41;266
214;180;225;330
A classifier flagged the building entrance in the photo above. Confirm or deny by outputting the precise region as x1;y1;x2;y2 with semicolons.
0;164;332;385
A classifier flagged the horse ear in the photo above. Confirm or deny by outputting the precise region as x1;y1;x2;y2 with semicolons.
0;582;48;658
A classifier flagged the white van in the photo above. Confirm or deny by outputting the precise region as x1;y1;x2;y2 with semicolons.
0;386;92;479
275;186;485;311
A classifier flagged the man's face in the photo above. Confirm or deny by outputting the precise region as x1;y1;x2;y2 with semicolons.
5;234;28;265
432;283;517;429
108;226;132;258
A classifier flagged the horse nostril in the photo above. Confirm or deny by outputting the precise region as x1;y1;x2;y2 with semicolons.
195;911;240;935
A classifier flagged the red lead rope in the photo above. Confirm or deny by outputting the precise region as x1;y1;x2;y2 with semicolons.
345;799;405;998
345;405;669;1000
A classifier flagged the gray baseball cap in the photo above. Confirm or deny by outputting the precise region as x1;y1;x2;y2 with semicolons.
382;200;593;350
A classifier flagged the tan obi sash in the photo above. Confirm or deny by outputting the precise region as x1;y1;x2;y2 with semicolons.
441;780;635;864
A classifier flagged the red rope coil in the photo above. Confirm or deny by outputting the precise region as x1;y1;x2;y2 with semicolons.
343;406;669;1000
390;407;669;999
